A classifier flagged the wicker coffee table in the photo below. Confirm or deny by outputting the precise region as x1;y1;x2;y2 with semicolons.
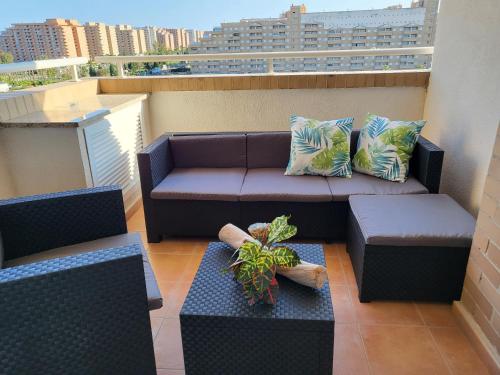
180;242;334;375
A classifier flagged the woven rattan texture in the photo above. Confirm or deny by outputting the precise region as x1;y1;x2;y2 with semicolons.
0;245;156;375
181;242;333;321
347;208;470;302
180;242;334;375
0;186;127;260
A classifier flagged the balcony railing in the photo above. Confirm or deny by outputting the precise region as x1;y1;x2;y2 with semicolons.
95;47;434;76
0;57;89;91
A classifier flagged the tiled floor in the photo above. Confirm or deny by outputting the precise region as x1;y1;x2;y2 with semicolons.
127;208;491;375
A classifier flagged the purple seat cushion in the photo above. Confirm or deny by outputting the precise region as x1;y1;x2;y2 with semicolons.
247;132;291;168
327;172;428;201
169;134;246;168
349;194;475;247
151;168;246;201
240;168;332;202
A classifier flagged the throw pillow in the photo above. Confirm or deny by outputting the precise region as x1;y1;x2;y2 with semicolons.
352;114;426;182
285;115;354;177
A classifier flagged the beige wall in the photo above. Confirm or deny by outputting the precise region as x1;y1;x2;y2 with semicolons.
148;87;426;139
0;136;15;198
422;0;500;214
1;128;87;197
460;126;500;372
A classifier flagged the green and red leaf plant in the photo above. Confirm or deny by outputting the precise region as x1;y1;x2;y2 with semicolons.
228;215;300;306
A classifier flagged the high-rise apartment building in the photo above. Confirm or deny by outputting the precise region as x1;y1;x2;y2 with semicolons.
0;18;89;61
84;22;119;58
141;26;158;51
190;1;438;74
157;29;175;50
186;29;204;44
115;25;147;55
166;28;190;49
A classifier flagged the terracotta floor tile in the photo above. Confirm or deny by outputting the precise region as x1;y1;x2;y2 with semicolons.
148;253;202;282
148;238;209;255
156;370;185;375
324;243;346;257
333;324;370;375
360;325;450;375
127;210;146;232
154;318;184;370
430;327;490;375
150;317;164;339
416;303;458;327
326;256;347;285
350;287;424;325
156;282;192;318
331;284;356;323
342;260;358;286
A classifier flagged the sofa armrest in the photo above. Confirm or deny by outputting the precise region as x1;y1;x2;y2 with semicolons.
0;245;156;374
0;186;127;261
410;136;444;194
137;135;174;242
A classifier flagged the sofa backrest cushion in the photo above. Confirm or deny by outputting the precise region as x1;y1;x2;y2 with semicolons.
247;132;291;168
169;134;247;168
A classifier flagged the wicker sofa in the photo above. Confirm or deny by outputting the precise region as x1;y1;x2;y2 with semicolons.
138;131;443;242
0;186;160;374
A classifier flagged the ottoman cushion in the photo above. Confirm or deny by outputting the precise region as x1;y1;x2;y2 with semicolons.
348;194;475;247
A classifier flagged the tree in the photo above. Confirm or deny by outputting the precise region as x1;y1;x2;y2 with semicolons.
0;50;14;64
109;64;118;76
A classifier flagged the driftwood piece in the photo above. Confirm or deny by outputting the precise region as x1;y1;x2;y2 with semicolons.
218;223;328;289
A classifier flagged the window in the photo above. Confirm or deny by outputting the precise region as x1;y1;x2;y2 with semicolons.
376;42;391;46
380;27;392;31
273;24;286;29
305;30;318;35
305;38;318;42
249;25;263;30
328;36;341;41
304;23;319;28
353;28;367;33
232;33;240;37
250;39;263;43
404;26;419;31
402;40;417;45
403;34;418;38
377;35;391;39
249;32;262;36
352;42;366;47
353;35;366;40
272;45;285;49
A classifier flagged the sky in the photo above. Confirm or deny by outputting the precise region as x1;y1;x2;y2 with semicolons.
1;0;413;31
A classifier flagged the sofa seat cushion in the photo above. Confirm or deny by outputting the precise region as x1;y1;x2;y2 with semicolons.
328;172;428;201
4;233;162;310
151;168;246;202
349;194;475;247
240;168;332;202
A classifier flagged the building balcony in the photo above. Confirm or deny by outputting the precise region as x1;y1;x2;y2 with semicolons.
0;3;499;371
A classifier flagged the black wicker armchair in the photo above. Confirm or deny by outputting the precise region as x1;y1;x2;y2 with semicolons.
0;186;158;375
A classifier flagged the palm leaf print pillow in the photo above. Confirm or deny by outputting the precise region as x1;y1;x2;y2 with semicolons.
285;115;354;177
352;114;425;182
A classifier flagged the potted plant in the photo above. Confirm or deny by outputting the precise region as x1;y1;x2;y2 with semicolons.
228;216;301;305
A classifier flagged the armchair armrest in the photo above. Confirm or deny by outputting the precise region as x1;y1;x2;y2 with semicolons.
0;186;127;261
410;136;444;194
137;135;174;242
0;245;156;375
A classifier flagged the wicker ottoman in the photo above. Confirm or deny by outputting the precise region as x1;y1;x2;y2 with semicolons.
180;242;334;375
347;194;475;303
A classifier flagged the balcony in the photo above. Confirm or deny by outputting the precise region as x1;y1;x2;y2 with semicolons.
0;2;499;373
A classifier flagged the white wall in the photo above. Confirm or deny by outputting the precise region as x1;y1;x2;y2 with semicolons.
149;87;426;139
422;0;500;214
